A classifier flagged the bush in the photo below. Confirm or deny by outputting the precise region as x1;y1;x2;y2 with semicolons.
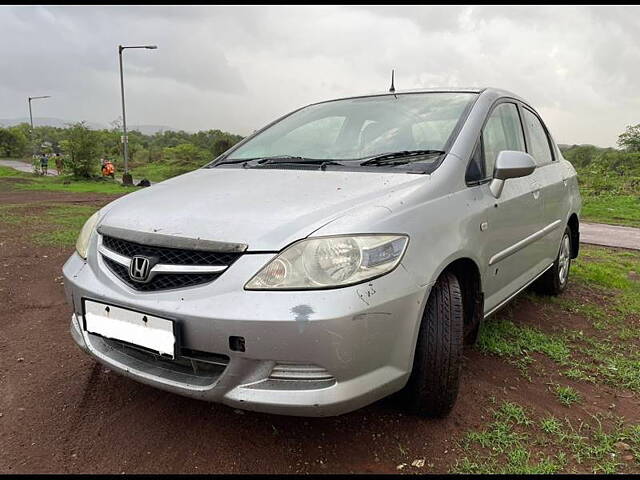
162;143;210;167
59;122;100;178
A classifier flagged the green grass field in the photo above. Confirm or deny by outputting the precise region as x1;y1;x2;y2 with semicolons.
0;165;137;195
580;194;640;228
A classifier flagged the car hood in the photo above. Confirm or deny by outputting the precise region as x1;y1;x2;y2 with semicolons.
99;168;427;251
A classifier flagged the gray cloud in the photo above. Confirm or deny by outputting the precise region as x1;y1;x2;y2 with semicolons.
1;5;638;146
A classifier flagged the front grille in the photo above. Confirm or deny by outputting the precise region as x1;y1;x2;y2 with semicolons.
101;235;241;292
102;235;241;266
103;257;221;291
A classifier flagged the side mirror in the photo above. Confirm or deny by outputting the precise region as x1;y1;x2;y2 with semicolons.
489;150;536;198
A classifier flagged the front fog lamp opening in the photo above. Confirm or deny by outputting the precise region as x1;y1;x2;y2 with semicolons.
245;234;408;290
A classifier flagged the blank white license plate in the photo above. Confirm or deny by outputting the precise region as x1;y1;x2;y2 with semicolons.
83;299;176;358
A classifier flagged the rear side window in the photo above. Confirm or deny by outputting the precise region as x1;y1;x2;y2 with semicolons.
521;108;554;165
482;103;526;177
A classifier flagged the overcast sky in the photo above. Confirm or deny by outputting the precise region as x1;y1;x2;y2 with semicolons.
1;5;639;146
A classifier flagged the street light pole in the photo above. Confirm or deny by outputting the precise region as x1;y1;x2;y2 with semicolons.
117;44;157;186
27;95;51;160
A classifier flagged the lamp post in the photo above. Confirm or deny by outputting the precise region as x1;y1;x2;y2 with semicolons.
28;95;51;159
118;44;157;185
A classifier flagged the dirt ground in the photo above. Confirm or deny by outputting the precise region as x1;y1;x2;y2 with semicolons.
1;186;639;474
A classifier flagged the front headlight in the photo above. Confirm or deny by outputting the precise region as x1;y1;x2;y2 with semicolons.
75;211;100;259
245;234;409;290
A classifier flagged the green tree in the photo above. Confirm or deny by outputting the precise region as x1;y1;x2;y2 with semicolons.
213;138;233;156
0;127;28;157
60;122;100;178
617;124;640;152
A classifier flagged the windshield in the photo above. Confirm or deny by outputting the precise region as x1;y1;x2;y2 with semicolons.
224;92;477;163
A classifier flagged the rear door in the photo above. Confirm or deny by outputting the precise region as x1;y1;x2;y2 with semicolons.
520;106;566;266
478;101;546;313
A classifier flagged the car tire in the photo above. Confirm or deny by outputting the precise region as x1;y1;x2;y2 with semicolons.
403;271;464;417
532;225;572;296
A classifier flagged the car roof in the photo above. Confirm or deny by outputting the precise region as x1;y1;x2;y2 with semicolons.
312;87;529;106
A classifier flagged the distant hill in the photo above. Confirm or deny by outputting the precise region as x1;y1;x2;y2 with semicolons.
0;117;108;130
558;143;607;152
128;124;173;135
0;117;173;135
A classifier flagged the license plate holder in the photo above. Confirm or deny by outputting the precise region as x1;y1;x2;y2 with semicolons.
82;299;177;359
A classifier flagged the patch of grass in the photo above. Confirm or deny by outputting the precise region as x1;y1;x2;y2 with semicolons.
554;385;582;406
494;401;534;426
0;203;99;248
0;165;30;177
454;401;640;474
130;162;187;182
453;402;566;473
0;204;25;225
17;175;136;195
0;165;137;195
480;312;640;391
571;246;639;291
581;194;640;228
480;246;640;391
477;312;571;364
563;366;597;383
530;292;612;329
33;204;98;247
566;333;640;392
540;416;563;435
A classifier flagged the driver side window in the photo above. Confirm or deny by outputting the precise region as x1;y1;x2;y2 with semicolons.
482;103;526;178
268;116;346;158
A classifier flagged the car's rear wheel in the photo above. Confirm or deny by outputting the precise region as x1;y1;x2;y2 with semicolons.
403;271;464;417
532;225;572;296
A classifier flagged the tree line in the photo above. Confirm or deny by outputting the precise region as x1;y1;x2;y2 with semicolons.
0;121;243;178
561;124;640;197
1;120;638;180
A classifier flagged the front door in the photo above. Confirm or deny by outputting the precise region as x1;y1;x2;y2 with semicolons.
478;102;546;313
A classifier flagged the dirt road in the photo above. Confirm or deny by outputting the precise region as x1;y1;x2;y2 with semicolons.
1;187;639;474
0;159;58;176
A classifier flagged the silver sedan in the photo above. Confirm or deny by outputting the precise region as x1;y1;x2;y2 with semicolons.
63;87;581;417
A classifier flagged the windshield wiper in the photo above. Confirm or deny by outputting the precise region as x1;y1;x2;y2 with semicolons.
213;156;346;169
255;156;346;168
212;155;305;167
360;150;446;167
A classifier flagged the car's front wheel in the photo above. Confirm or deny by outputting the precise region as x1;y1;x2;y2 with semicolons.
533;225;572;296
403;271;464;417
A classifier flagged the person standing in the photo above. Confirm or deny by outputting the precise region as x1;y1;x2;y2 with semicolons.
54;153;64;175
40;153;49;176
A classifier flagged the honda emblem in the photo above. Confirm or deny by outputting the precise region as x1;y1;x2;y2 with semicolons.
129;256;151;282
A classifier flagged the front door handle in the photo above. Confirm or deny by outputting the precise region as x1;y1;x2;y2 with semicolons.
531;180;541;200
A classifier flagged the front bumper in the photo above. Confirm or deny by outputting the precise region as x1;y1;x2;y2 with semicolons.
63;249;429;417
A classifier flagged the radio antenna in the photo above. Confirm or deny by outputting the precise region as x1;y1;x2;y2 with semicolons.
389;69;397;99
